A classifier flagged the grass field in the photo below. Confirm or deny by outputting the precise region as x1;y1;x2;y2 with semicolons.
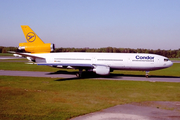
0;53;13;56
0;76;180;120
0;58;180;119
170;58;180;61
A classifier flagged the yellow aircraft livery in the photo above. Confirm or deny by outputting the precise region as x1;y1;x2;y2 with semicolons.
18;25;55;53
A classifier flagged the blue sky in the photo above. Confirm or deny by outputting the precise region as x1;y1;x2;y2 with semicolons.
0;0;180;50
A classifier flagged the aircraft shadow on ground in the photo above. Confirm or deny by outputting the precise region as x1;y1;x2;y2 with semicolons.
47;70;77;75
48;70;180;81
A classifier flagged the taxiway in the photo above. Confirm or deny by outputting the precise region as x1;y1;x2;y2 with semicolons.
0;70;180;82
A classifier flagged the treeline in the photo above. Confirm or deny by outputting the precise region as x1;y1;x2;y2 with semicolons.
1;46;180;58
0;46;18;53
54;47;180;58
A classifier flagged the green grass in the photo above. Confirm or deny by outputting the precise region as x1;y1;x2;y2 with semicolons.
0;61;60;72
0;76;180;120
170;58;180;61
0;59;179;119
0;53;13;56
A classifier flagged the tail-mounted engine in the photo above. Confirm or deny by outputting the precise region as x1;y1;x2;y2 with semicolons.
18;43;55;53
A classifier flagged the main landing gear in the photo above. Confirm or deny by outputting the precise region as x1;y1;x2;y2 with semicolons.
76;69;83;78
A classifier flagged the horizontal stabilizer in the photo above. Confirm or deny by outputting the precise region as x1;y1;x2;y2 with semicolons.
9;51;44;59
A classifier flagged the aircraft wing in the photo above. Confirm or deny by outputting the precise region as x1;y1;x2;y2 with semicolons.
9;51;94;68
37;63;94;68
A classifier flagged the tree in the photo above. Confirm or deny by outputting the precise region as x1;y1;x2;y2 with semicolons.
0;46;4;53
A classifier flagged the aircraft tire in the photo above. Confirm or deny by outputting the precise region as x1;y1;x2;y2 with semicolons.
76;73;82;78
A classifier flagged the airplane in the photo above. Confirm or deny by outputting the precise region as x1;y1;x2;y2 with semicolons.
12;25;173;78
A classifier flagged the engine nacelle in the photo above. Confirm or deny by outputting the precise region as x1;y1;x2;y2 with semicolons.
18;43;55;53
93;66;110;75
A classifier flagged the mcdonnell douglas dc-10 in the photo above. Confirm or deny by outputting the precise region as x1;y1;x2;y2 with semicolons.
12;25;173;77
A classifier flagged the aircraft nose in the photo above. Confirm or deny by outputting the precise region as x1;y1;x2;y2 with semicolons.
168;60;173;67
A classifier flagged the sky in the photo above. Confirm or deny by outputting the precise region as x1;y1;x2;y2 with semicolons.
0;0;180;50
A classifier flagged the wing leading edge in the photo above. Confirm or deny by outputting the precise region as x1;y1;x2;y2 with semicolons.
37;63;94;68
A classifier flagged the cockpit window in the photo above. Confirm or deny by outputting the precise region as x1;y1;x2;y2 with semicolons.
164;59;169;62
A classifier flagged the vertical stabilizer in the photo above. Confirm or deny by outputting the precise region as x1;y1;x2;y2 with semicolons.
21;25;44;44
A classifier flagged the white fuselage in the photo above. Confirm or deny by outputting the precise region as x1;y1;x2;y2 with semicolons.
18;25;173;76
30;52;173;73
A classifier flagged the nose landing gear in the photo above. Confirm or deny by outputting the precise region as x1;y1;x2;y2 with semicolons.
76;69;83;78
145;71;149;78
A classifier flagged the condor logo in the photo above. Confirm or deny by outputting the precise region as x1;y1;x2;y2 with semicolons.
26;32;36;42
136;55;154;59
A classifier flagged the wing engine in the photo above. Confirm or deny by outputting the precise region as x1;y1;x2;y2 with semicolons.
93;66;110;75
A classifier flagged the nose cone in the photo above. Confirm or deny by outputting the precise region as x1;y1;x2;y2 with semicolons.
167;60;173;67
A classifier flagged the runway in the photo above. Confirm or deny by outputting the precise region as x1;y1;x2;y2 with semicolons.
0;70;180;82
0;56;23;59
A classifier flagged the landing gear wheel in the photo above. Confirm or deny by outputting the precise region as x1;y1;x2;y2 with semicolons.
76;73;82;78
76;69;83;78
145;71;149;78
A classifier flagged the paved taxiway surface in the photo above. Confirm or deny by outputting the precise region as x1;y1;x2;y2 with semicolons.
0;70;180;82
71;102;180;120
0;56;23;59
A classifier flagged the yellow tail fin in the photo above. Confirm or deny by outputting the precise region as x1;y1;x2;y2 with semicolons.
21;25;44;44
19;25;55;53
